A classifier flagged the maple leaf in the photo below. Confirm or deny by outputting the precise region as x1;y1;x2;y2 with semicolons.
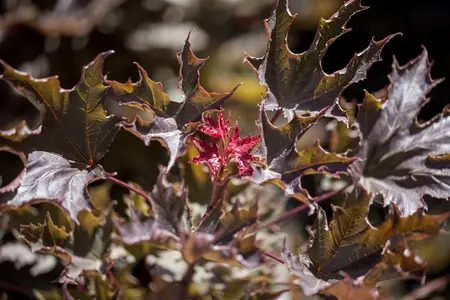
350;49;450;216
0;151;102;222
105;33;239;169
246;0;395;115
251;109;357;202
363;237;428;285
308;188;448;280
282;239;332;296
0;51;120;166
282;187;448;294
197;110;230;139
0;52;121;221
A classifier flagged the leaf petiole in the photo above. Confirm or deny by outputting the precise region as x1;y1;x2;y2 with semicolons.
251;183;352;234
104;172;150;201
262;250;284;264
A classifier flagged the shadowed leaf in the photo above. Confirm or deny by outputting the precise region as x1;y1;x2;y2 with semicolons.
114;170;185;247
0;146;26;193
282;239;332;296
283;187;448;296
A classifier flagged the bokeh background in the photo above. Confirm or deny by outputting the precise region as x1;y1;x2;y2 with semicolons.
1;0;450;298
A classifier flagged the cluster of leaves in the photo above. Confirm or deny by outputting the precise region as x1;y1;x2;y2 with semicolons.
0;0;450;299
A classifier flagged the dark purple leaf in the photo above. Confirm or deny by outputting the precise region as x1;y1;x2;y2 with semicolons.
350;49;450;216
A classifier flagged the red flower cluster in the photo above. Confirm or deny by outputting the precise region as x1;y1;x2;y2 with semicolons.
190;111;261;179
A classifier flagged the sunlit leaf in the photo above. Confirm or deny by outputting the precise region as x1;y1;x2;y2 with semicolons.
351;49;450;216
0;151;103;222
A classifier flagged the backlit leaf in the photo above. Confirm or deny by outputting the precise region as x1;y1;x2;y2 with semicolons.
246;0;394;115
0;51;121;166
320;274;385;300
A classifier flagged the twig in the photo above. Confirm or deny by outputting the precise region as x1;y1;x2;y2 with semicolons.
198;168;238;228
252;183;351;233
270;109;283;124
104;172;150;200
262;250;284;264
108;270;121;290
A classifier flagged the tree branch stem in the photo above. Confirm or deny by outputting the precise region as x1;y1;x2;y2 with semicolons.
104;173;150;200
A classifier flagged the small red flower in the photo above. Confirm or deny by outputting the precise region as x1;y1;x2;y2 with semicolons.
190;111;261;179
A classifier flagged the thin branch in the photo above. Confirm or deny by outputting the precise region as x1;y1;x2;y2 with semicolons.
270;109;283;124
198;168;238;228
262;250;284;264
104;172;150;200
253;183;351;233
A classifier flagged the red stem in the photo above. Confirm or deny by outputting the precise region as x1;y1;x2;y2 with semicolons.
270;109;283;124
262;250;284;264
104;173;150;200
254;184;351;233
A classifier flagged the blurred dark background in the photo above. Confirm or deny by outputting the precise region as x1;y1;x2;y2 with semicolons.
1;0;450;189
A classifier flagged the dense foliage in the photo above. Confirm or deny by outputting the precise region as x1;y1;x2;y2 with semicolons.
0;0;450;299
